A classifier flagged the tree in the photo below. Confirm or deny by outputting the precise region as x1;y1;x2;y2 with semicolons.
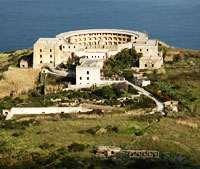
102;48;142;78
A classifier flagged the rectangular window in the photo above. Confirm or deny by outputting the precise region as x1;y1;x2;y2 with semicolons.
50;61;52;63
40;49;42;52
87;71;89;74
87;77;89;80
152;64;154;67
50;55;52;58
40;55;42;58
80;77;82;80
40;61;42;63
50;49;52;52
140;49;142;52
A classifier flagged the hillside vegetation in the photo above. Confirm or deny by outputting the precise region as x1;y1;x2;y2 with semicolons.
0;49;39;98
0;47;200;168
102;48;142;78
0;49;32;72
0;114;199;169
146;47;200;116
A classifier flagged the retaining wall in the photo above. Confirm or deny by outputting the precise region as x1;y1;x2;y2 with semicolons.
4;106;90;120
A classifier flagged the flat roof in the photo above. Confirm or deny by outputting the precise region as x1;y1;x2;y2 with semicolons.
35;38;60;45
78;59;103;68
135;39;157;46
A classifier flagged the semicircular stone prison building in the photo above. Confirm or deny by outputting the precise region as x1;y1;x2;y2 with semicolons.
33;29;163;69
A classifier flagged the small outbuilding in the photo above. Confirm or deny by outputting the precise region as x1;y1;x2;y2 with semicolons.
133;73;151;87
20;59;29;68
96;146;121;158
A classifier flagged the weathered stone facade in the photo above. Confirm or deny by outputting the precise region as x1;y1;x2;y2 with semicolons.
76;59;103;85
33;29;163;69
20;59;29;68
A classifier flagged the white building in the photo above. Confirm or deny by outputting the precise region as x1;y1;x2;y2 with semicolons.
33;29;163;69
76;59;103;85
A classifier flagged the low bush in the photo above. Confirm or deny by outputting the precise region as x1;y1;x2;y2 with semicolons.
39;142;55;149
106;125;119;133
67;143;87;152
56;146;68;155
86;126;101;135
12;131;23;137
0;120;40;130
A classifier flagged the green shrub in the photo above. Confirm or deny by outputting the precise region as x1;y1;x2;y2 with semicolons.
86;126;101;135
128;85;138;94
12;131;23;137
67;143;87;152
0;120;40;130
56;146;68;155
39;142;55;149
106;125;119;133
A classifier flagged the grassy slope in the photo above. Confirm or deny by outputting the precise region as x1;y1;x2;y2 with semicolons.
0;49;40;99
146;48;200;115
0;47;200;168
0;114;199;168
0;49;33;72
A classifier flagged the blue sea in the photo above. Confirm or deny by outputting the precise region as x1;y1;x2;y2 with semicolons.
0;0;200;52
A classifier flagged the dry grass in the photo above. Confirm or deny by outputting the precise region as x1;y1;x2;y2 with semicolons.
0;69;40;98
175;119;198;129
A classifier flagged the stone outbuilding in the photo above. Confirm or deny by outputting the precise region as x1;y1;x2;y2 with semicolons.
133;73;150;87
164;101;179;113
96;146;121;159
20;59;29;68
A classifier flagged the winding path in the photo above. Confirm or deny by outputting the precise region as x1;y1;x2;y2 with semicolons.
125;80;165;115
42;67;75;77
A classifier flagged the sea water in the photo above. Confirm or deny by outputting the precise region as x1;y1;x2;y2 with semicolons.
0;0;200;52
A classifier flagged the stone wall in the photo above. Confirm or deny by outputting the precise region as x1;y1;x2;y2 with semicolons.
3;106;90;120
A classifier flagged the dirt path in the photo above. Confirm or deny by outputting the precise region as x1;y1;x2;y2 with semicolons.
125;80;165;115
81;104;115;110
